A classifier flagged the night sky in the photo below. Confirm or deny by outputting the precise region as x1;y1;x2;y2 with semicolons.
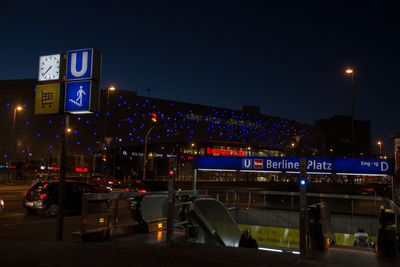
1;1;399;155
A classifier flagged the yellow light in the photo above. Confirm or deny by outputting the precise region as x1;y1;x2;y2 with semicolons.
66;128;72;133
157;223;163;229
99;218;105;223
157;231;163;241
108;86;116;91
191;143;195;147
16;106;23;111
345;69;353;74
291;143;295;148
247;146;251;150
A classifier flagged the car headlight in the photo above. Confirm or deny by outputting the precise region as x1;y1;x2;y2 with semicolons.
0;200;4;206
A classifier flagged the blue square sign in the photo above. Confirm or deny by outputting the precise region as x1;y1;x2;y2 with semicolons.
66;48;93;80
65;81;92;113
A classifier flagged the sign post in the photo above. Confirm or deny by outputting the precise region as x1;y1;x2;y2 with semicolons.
56;113;69;241
37;48;101;242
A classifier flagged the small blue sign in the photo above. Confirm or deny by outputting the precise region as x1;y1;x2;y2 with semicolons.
65;81;91;113
194;156;394;175
66;48;93;80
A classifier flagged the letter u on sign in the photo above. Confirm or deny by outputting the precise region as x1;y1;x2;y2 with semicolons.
71;52;88;77
66;48;93;80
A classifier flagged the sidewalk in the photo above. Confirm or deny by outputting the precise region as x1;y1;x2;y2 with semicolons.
0;231;398;267
0;181;31;191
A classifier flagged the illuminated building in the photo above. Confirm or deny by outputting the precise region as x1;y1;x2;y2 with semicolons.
0;79;325;180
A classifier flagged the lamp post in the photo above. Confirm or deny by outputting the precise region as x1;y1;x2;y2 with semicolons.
104;86;116;139
377;141;382;158
142;113;158;181
143;126;155;181
345;68;355;157
12;105;23;132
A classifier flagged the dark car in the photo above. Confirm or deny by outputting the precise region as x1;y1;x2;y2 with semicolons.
126;180;168;193
23;180;108;217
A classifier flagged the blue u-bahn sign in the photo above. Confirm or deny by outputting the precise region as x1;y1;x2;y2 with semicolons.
194;156;394;176
66;48;101;81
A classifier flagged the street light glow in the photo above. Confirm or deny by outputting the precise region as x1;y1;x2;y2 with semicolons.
16;106;23;111
66;128;72;133
345;69;353;74
108;86;116;91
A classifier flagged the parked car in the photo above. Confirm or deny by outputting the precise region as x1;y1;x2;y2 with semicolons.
0;199;4;215
91;175;121;188
31;174;59;186
23;180;109;217
67;176;112;192
125;180;168;193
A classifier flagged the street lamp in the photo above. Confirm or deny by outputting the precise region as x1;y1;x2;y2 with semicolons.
345;68;355;157
12;105;23;132
377;141;382;158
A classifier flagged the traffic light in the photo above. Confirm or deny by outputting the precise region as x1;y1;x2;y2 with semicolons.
102;154;107;162
151;113;157;123
300;179;306;186
169;170;174;176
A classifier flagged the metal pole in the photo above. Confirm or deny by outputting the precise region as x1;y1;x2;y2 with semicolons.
166;157;177;246
351;71;355;158
11;108;16;132
299;158;308;257
56;113;69;241
103;89;110;176
143;126;155;181
104;89;110;138
193;168;197;192
112;148;117;179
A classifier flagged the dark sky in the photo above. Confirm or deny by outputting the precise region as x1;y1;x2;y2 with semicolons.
1;1;399;155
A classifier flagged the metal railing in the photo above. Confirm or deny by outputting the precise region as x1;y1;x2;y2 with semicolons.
205;189;385;216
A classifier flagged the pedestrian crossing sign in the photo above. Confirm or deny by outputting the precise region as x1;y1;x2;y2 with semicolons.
34;83;60;114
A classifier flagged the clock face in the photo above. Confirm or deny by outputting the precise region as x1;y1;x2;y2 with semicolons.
38;54;61;81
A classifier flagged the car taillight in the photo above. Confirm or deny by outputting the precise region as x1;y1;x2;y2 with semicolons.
39;193;47;199
43;183;48;189
138;189;147;193
24;190;27;197
125;188;130;192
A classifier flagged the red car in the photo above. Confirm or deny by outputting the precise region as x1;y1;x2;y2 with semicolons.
67;176;112;192
91;175;121;188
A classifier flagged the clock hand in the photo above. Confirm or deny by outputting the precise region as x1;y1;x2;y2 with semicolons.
43;66;52;75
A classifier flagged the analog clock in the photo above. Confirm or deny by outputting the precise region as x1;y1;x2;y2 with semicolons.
38;54;61;81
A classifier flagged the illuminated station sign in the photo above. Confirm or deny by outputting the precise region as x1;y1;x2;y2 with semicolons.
194;156;394;176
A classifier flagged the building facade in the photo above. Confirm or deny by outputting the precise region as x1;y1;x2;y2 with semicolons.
315;115;371;158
